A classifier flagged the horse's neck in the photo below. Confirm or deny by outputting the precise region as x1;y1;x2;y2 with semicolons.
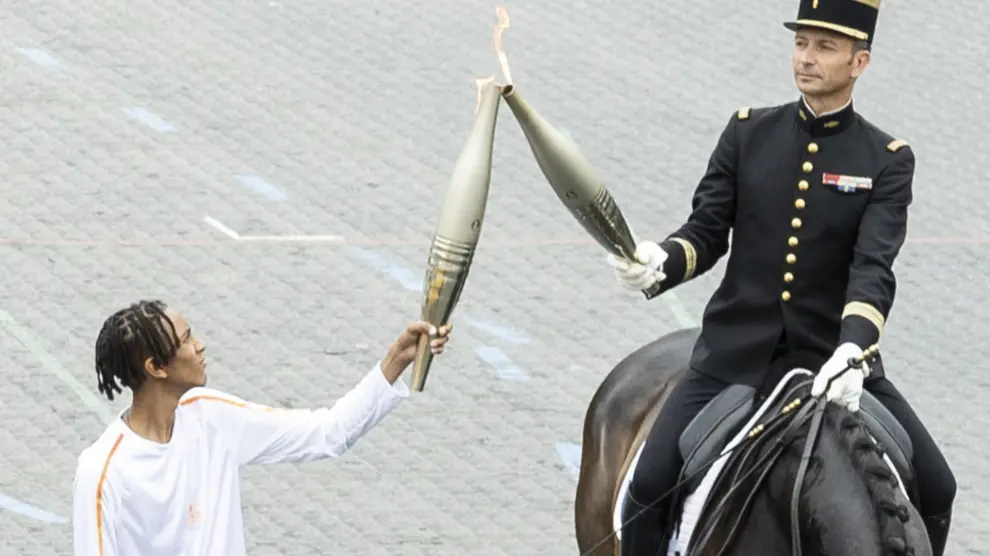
721;489;792;555
692;418;888;555
772;423;888;555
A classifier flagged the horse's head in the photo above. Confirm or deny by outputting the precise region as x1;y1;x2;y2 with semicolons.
690;380;930;556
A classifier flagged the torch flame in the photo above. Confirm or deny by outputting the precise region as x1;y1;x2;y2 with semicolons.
492;5;513;87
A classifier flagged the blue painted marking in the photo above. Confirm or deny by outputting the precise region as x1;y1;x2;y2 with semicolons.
0;492;68;524
16;47;64;69
122;107;176;132
347;247;421;291
473;345;527;381
234;174;287;201
554;442;582;481
345;249;534;356
462;315;531;345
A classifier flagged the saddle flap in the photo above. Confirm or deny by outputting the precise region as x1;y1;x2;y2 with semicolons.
678;385;756;478
857;391;914;485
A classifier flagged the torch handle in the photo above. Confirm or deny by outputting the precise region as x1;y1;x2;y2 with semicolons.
641;281;663;300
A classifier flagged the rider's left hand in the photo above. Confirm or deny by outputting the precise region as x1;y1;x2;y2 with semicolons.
811;342;869;412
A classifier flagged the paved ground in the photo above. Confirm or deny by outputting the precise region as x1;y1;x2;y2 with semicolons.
0;0;987;554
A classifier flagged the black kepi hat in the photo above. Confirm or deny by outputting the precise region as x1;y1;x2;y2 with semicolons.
783;0;881;44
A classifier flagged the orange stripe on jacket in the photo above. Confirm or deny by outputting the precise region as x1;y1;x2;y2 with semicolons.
180;395;282;413
179;395;247;408
96;433;124;556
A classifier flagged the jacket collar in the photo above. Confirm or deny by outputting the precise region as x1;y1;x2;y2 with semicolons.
795;96;855;137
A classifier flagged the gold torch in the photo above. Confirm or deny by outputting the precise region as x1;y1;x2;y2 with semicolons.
409;79;502;392
491;7;662;299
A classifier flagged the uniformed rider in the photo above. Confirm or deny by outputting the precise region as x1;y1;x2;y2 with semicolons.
607;1;956;555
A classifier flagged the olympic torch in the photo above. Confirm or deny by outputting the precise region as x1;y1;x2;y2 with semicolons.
409;80;502;392
490;6;662;299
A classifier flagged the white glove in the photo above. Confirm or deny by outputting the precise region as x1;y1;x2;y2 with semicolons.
811;342;870;412
605;241;667;292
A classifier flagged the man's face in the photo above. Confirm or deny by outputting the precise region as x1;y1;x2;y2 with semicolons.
792;28;870;97
145;308;208;392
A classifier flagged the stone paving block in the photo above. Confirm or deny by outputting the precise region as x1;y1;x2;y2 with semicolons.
0;0;986;554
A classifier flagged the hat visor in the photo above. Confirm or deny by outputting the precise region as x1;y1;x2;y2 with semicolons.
783;20;869;41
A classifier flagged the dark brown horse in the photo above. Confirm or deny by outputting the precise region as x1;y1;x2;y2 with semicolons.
574;327;931;556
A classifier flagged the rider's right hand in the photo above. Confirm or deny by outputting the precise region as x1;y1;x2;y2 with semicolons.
606;240;668;292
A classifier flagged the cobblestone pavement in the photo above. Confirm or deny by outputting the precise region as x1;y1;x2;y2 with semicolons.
0;0;986;554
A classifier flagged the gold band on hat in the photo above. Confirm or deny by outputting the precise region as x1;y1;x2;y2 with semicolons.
793;19;869;40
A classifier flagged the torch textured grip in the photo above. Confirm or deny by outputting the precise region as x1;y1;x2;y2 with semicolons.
421;235;475;323
570;184;640;261
411;235;476;392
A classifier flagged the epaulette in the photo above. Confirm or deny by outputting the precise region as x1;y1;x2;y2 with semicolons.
736;107;751;121
887;139;909;152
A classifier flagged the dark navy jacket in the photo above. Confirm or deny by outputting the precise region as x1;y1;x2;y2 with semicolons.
650;98;913;386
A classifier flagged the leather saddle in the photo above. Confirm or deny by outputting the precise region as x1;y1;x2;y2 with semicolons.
676;374;915;497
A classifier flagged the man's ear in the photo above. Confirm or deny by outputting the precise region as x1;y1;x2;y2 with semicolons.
144;357;168;380
851;50;871;78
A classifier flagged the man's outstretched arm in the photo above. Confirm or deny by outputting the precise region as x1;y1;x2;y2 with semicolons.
609;108;743;297
654;109;743;294
186;321;451;466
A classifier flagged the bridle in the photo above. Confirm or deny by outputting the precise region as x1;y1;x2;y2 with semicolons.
687;381;819;555
579;345;880;556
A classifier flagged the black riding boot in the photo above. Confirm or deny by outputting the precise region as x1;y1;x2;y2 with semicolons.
922;509;952;556
620;492;669;556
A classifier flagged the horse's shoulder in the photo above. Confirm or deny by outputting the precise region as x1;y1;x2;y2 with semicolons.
586;327;699;424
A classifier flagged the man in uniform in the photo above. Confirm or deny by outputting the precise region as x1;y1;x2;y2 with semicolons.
606;1;956;554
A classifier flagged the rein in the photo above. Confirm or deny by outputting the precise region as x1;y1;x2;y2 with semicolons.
789;396;828;556
689;384;818;555
579;345;879;556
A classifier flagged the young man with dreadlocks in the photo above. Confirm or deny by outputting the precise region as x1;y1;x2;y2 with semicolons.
72;299;453;556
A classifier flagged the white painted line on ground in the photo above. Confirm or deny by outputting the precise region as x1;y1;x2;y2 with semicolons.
0;309;115;424
122;107;177;132
203;216;241;239
0;492;68;524
202;216;344;243
16;47;64;69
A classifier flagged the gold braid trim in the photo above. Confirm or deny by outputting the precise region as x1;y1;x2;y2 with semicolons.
842;301;885;335
670;238;698;281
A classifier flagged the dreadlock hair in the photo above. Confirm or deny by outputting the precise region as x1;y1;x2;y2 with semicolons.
94;300;181;401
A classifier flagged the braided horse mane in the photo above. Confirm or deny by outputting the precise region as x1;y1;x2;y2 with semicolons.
776;352;915;553
688;354;917;555
825;401;915;554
